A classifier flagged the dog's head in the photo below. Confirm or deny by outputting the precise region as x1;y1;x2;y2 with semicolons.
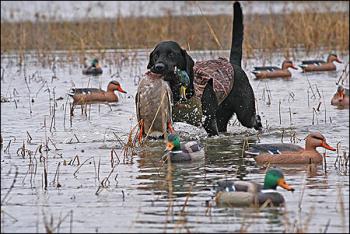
147;41;194;78
147;41;194;99
147;41;195;102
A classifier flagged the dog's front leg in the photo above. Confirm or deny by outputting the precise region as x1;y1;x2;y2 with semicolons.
202;79;219;136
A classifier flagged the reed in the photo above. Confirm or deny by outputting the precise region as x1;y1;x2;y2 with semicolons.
1;5;348;61
95;162;118;195
73;156;94;177
121;124;138;163
42;209;74;233
164;154;174;232
52;162;61;188
1;165;19;205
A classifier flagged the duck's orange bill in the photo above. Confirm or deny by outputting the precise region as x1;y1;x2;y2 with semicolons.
277;178;295;192
335;58;342;63
321;141;336;151
117;86;127;93
337;91;345;99
166;142;174;151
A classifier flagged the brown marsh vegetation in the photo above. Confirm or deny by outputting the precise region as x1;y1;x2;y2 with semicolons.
1;7;349;60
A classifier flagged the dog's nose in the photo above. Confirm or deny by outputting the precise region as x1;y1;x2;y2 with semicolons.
154;63;165;73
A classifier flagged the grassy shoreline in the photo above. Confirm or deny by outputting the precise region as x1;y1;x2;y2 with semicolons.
1;10;349;59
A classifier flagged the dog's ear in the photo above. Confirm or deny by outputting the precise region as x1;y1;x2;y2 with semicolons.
147;49;155;69
181;49;194;77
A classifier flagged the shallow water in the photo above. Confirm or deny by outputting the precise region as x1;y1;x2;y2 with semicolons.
1;50;349;233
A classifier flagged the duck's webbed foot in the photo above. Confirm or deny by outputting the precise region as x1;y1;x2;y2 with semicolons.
167;121;175;133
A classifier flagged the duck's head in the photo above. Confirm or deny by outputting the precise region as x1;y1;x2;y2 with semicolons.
165;134;181;151
263;168;294;191
305;132;336;151
92;58;100;67
281;60;297;70
108;81;127;93
333;85;346;100
327;54;342;64
331;85;349;106
337;85;347;98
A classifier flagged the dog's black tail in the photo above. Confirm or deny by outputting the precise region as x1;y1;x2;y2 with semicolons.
229;2;243;67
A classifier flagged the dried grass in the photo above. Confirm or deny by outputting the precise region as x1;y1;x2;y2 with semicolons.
1;6;348;62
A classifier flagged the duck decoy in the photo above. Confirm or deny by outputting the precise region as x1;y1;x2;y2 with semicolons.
252;60;297;79
299;54;342;72
245;132;336;164
82;58;103;75
215;168;294;207
136;71;174;142
331;85;349;108
163;133;204;163
69;80;126;105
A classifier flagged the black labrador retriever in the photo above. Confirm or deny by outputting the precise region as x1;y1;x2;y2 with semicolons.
147;2;262;136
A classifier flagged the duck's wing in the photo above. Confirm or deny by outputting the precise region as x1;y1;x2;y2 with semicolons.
182;141;202;153
253;66;281;72
216;180;235;192
216;180;260;193
70;88;102;95
234;181;260;193
82;66;93;72
245;143;303;155
301;60;326;65
169;151;192;162
299;60;326;69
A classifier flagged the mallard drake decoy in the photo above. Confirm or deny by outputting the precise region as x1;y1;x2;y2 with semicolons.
136;71;174;142
245;132;336;164
82;58;103;75
331;85;349;108
215;168;294;207
252;60;297;79
69;80;126;105
163;134;204;163
299;54;342;72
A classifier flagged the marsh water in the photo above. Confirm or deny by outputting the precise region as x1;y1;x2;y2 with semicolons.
1;49;349;233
